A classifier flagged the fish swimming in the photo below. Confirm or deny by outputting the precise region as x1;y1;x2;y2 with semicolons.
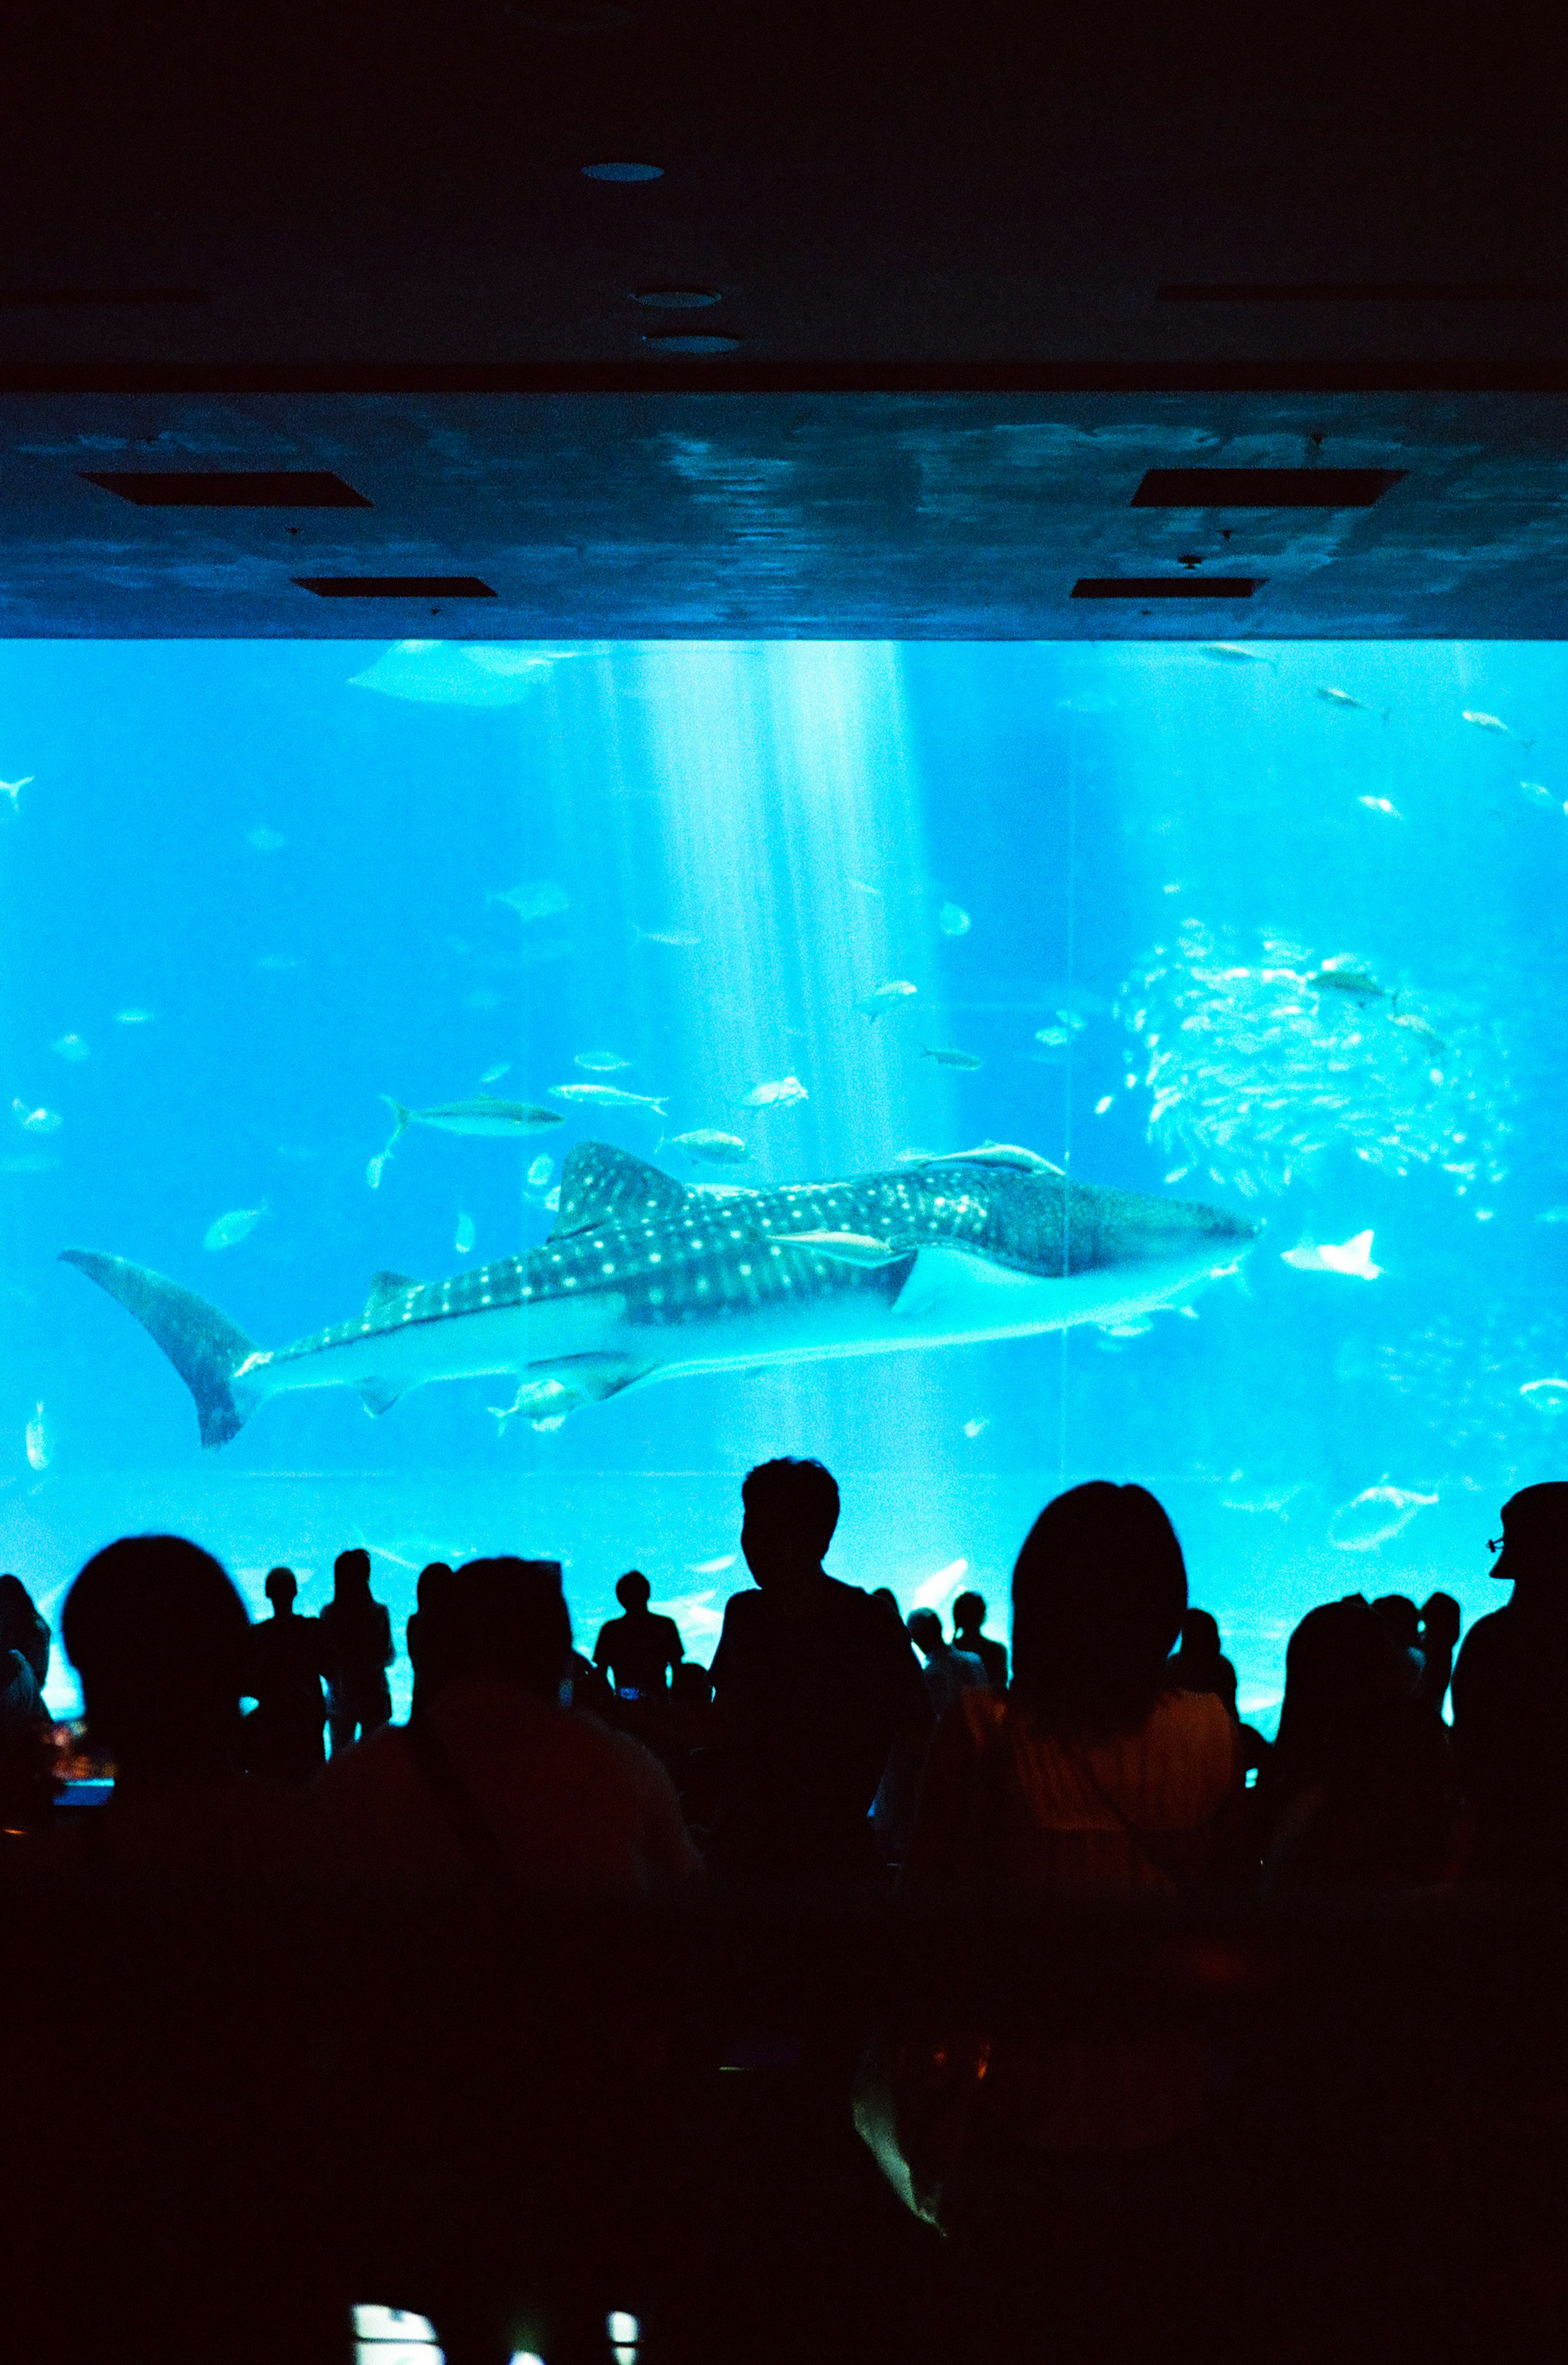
455;1211;477;1255
0;775;34;808
489;881;570;924
12;1101;61;1135
203;1205;267;1253
59;1141;1257;1444
24;1401;50;1472
1281;1229;1382;1280
383;1095;563;1141
1463;709;1534;748
635;927;701;948
856;981;918;1021
1199;645;1278;669
663;1129;750;1164
922;1046;983;1070
527;1153;555;1188
575;1050;633;1074
1316;688;1387;718
115;1008;154;1025
1329;1484;1438;1552
479;1062;512;1084
1309;963;1391;1007
938;903;971;937
551;1084;668;1114
51;1034;90;1062
736;1076;807;1109
1358;796;1401;817
1520;1378;1568;1413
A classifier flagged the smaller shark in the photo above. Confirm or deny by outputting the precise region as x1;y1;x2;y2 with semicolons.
60;1140;1256;1444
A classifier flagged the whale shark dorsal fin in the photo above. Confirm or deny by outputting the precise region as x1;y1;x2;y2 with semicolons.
550;1140;689;1237
366;1270;419;1314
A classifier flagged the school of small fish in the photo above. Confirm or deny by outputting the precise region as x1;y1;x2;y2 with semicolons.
1118;920;1514;1202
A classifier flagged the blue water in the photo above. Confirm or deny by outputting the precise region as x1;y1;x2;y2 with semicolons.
4;638;1564;1728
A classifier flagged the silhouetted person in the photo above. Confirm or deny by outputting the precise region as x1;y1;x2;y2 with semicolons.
881;1485;1243;2340
666;1660;720;1835
1168;1606;1270;1781
1452;1484;1568;1882
1372;1592;1424;1690
1168;1608;1238;1714
1258;1595;1459;1894
318;1547;393;1755
952;1590;1008;1688
241;1567;326;1783
709;1457;931;1889
317;1556;698;1891
408;1561;454;1719
907;1607;987;1718
594;1570;684;1699
57;1534;310;1879
1414;1589;1461;1719
0;1572;54;1830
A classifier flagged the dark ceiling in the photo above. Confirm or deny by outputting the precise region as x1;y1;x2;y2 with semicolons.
4;0;1565;637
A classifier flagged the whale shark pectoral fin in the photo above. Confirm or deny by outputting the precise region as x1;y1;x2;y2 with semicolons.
550;1141;689;1238
358;1378;405;1417
366;1270;420;1315
891;1244;1044;1325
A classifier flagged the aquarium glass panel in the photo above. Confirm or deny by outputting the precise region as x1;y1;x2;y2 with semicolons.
3;639;1562;1731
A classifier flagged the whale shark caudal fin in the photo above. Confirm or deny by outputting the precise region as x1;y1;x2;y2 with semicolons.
549;1139;689;1238
58;1249;261;1449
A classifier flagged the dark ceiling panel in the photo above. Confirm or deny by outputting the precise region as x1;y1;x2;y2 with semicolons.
1132;468;1405;507
292;575;498;597
81;469;372;507
1072;578;1262;599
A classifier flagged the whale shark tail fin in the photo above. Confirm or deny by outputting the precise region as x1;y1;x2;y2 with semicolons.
58;1250;263;1449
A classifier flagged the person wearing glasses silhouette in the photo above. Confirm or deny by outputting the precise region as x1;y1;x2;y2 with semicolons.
1451;1483;1568;1883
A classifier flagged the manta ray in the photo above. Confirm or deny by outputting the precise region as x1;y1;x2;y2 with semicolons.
60;1141;1256;1444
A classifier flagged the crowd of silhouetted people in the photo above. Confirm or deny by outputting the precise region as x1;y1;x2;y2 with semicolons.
4;1464;1568;2365
4;1463;1566;1902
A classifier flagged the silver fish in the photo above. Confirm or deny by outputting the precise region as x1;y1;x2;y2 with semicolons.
938;903;971;937
922;1046;983;1070
550;1083;668;1114
737;1076;808;1109
664;1129;750;1164
1463;709;1534;748
488;880;570;923
383;1095;564;1141
204;1204;267;1253
575;1050;633;1074
855;981;918;1021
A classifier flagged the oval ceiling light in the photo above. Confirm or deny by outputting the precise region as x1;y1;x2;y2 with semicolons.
582;160;663;182
641;332;741;353
632;287;721;308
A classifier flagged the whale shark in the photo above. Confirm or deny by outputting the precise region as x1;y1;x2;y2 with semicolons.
59;1140;1256;1446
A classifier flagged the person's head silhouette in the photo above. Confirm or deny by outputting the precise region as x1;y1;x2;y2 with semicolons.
740;1457;840;1598
952;1591;987;1641
411;1557;572;1708
1178;1608;1222;1661
265;1566;298;1615
333;1547;372;1599
906;1608;944;1661
616;1569;652;1612
1491;1484;1568;1609
1011;1481;1186;1738
1274;1596;1407;1783
62;1535;250;1783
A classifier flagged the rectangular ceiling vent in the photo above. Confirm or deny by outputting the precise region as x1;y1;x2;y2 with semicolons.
0;286;211;307
1158;281;1568;302
82;470;372;508
1132;468;1403;508
1072;577;1262;600
294;575;498;599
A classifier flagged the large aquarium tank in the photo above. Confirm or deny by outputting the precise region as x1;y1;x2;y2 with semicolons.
3;637;1563;1730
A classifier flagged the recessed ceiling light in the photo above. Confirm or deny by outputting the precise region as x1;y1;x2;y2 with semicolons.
503;2;630;27
632;287;721;309
582;160;663;182
641;332;741;354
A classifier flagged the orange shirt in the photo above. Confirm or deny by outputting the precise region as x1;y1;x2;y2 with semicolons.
906;1687;1238;1897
